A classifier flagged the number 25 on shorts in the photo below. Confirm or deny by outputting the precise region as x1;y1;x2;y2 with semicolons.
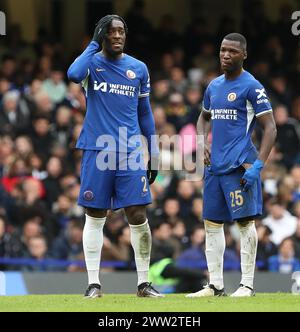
230;190;244;207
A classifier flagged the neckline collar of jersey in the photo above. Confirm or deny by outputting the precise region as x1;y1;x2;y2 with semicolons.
224;68;246;82
98;52;126;63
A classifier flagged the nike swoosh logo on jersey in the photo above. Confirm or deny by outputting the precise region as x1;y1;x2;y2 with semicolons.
96;68;105;72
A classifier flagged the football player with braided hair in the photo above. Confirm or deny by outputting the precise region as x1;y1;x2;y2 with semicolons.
68;15;161;298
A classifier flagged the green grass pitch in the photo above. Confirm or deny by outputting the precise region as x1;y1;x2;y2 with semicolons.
0;294;299;312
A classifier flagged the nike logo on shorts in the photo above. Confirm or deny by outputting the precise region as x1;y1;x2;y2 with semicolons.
233;207;242;213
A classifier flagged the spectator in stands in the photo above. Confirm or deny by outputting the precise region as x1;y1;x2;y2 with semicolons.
42;156;63;209
0;90;30;135
59;174;82;211
51;106;73;148
165;92;188;132
186;197;203;236
277;175;296;211
0;54;17;81
162;198;180;226
24;79;42;104
274;105;300;169
171;220;189;254
104;211;127;244
151;221;177;264
192;41;218;72
256;224;278;270
22;177;45;205
263;199;297;245
42;68;67;104
21;235;51;271
168;66;188;94
184;84;202;126
101;225;134;269
33;91;53;116
176;179;196;219
36;55;52;81
29;153;47;181
153;105;167;136
177;225;239;271
269;75;292;109
6;218;43;261
15;136;34;159
151;79;170;105
268;237;300;273
52;194;73;231
50;218;84;271
0;78;12;101
176;226;206;270
30;115;54;160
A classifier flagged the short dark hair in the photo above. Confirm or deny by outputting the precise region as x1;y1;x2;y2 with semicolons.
223;33;247;51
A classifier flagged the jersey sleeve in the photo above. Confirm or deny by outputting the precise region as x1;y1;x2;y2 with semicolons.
138;63;150;98
67;41;98;83
202;84;211;113
247;81;273;117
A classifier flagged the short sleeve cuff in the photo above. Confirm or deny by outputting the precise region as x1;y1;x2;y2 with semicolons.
256;109;273;117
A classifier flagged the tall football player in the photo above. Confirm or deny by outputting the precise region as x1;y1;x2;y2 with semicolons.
68;15;162;298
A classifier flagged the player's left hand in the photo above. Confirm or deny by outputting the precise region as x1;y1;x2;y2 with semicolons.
147;159;158;185
241;159;264;191
93;16;114;45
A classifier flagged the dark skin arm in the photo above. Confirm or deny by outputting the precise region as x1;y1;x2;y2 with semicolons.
256;112;277;163
197;110;212;165
197;111;277;167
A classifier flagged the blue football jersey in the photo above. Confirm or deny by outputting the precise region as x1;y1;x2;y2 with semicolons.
203;70;272;175
76;52;150;152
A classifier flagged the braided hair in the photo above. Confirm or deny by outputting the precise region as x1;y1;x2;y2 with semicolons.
96;15;128;35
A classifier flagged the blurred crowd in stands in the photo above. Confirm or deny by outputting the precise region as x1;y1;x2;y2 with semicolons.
0;0;300;276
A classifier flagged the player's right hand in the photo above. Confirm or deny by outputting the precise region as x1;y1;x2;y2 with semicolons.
92;15;113;45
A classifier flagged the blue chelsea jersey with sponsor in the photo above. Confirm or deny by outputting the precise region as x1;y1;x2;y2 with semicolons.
76;53;150;152
203;70;272;175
